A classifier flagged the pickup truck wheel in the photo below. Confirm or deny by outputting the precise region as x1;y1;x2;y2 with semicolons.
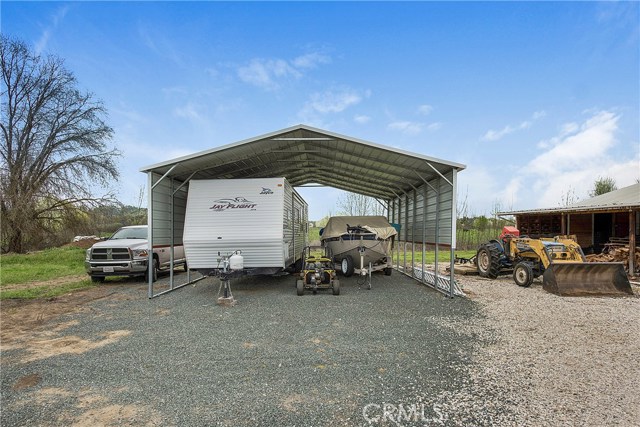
145;258;158;283
90;276;105;283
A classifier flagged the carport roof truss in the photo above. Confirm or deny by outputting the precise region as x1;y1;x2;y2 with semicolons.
140;124;466;198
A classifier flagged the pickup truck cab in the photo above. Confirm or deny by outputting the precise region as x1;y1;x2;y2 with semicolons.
85;225;186;282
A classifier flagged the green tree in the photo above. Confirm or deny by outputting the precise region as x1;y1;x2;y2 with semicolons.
589;177;617;197
1;36;119;253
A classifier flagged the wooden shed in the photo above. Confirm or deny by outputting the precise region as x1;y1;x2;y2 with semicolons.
499;183;639;276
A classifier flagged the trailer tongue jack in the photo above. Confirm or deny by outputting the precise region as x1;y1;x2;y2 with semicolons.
357;246;372;290
215;251;243;306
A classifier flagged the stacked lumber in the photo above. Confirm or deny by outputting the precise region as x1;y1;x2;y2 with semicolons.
586;247;640;272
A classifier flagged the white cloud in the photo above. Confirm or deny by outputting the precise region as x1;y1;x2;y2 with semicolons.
138;25;185;67
173;102;206;124
35;5;69;54
532;110;547;120
237;52;331;90
354;115;371;124
500;110;640;208
481;110;546;141
427;122;442;131
457;167;501;216
309;90;361;113
291;52;331;69
298;87;367;124
417;104;434;116
237;59;300;90
387;121;424;135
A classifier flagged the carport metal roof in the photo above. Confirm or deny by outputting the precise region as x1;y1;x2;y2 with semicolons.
140;124;466;199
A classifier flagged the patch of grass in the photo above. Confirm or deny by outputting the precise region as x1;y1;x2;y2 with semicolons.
392;249;476;264
308;226;322;243
1;247;87;285
0;279;95;300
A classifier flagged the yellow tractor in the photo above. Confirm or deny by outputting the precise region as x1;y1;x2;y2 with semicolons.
476;227;632;296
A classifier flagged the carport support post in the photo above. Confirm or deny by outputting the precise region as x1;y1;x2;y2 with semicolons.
422;185;427;283
449;170;458;298
630;210;636;276
434;179;440;290
412;188;417;276
169;178;174;290
396;196;401;272
404;192;409;272
147;172;154;298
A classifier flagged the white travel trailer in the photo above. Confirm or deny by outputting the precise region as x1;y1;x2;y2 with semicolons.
183;178;308;275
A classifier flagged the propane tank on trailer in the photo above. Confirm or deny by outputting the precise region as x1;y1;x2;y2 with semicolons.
229;251;244;271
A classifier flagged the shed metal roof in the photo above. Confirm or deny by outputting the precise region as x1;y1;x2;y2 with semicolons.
140;124;466;199
499;183;640;216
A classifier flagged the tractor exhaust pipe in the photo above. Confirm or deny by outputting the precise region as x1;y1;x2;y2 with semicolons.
543;262;633;296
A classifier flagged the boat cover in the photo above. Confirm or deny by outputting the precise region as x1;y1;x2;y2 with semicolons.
320;216;398;240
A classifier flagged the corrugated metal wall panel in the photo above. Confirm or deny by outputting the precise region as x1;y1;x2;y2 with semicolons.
390;170;456;245
150;173;173;245
150;174;187;246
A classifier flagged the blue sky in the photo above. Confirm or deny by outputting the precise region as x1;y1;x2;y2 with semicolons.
3;1;639;219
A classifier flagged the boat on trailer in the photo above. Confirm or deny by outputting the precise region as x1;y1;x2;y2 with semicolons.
320;216;398;277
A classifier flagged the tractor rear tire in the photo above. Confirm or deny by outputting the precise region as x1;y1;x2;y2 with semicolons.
341;256;355;277
477;244;501;279
513;262;534;287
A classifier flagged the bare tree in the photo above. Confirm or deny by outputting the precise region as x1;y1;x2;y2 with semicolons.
589;176;617;197
1;36;119;253
559;186;579;207
336;192;385;216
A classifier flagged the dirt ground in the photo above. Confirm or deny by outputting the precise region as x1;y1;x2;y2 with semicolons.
1;282;156;426
0;284;127;347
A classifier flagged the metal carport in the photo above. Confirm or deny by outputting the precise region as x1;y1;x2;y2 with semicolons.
140;124;466;297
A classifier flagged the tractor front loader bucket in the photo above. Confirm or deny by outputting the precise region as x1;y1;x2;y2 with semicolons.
543;262;633;296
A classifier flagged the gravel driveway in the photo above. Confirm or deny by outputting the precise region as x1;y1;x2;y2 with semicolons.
2;272;481;426
2;270;638;426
